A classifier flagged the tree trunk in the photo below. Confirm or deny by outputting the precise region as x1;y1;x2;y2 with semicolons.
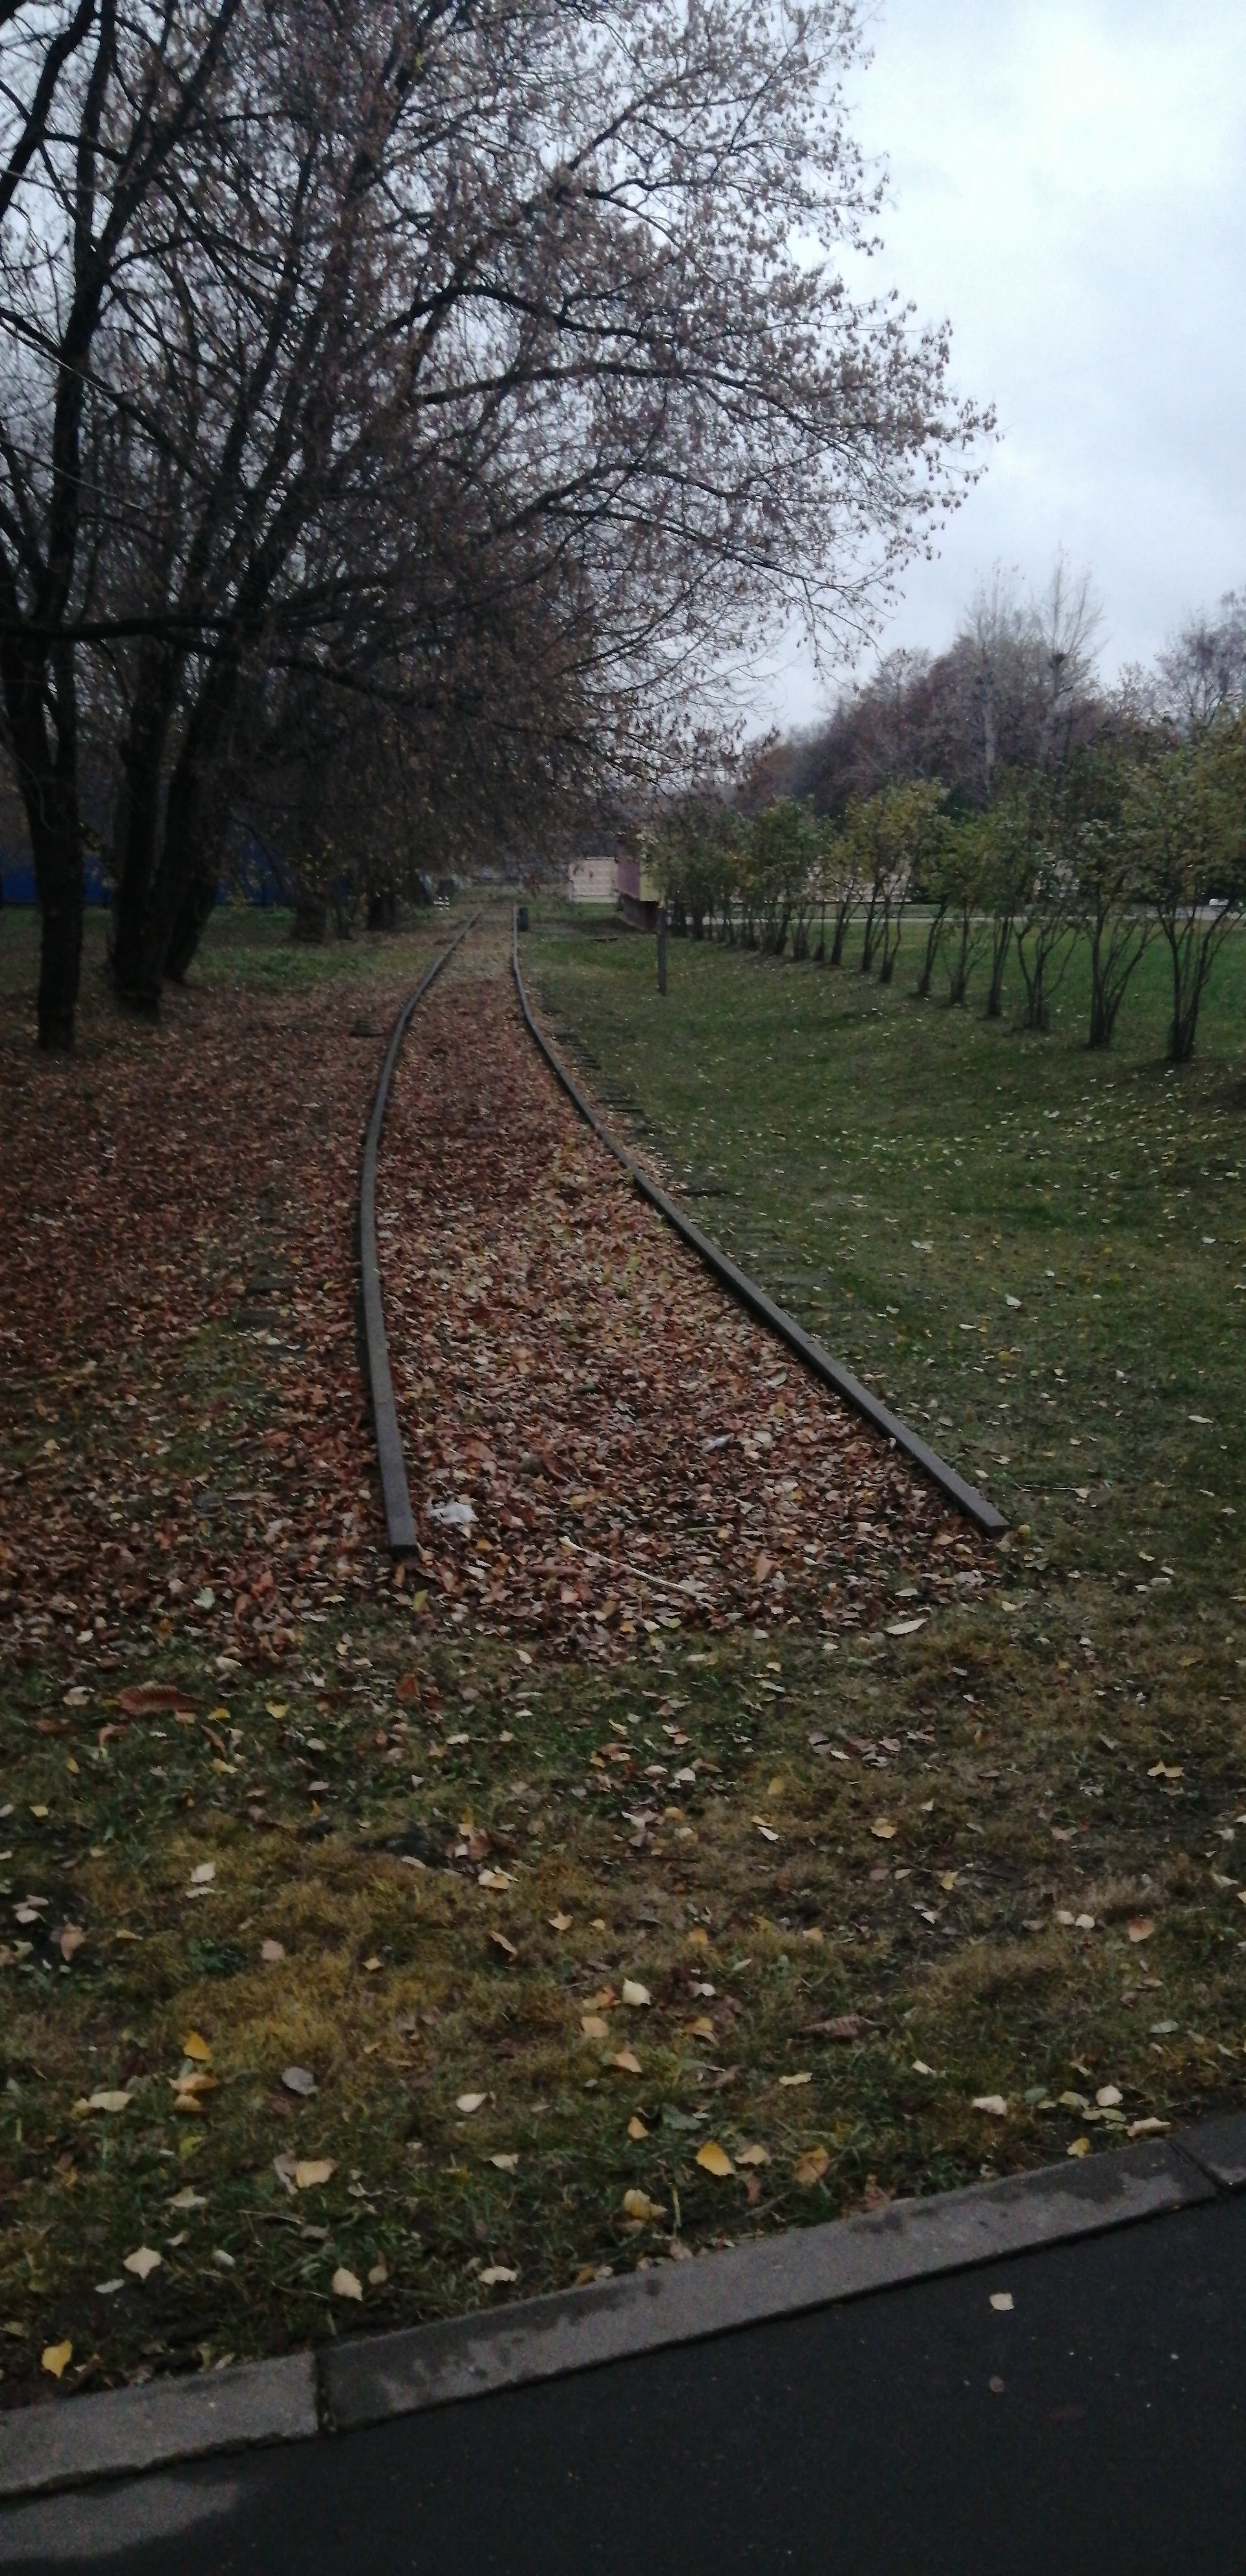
5;678;84;1051
165;865;220;980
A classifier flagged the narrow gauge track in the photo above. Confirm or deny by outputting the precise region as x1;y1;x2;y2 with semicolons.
510;913;1007;1542
361;909;1003;1604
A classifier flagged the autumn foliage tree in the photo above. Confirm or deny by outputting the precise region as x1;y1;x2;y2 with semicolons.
0;0;985;1046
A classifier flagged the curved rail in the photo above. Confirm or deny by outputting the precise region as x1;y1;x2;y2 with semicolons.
511;910;1007;1539
361;915;478;1555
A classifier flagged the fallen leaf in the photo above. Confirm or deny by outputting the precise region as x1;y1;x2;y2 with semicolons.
779;2070;812;2088
627;2116;648;2140
610;2049;642;2075
885;1617;926;1637
990;2292;1014;2312
478;1868;512;1891
736;2143;770;2167
1067;2137;1091;2159
972;2096;1009;2118
870;1819;898;1841
1095;2085;1122;2109
685;2015;716;2040
55;1926;86;1962
581;2014;610;2040
1147;1761;1182;1781
752;1817;780;1843
41;2340;73;2379
82;2090;131;2115
792;2148;829;2186
331;2267;363;2301
621;1979;651;2008
548;1913;572;1933
1127;2117;1170;2139
116;1684;195;1718
622;2189;666;2222
479;2265;519;2286
489;1930;518;1961
182;2031;212;2063
490;2153;519;2172
456;2091;487;2114
368;2258;389;2286
123;2246;163;2281
812;2013;873;2043
260;1939;286;1963
293;2161;336;2189
696;2140;735;2177
281;2066;317;2097
363;1955;382;1974
188;1862;216;1887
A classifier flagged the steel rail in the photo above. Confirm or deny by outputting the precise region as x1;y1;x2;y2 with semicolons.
511;910;1007;1539
361;915;478;1555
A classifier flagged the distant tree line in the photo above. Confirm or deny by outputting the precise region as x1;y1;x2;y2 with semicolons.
651;571;1246;1065
0;0;986;1050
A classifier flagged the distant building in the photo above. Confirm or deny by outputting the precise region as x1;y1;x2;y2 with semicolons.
617;850;661;930
567;854;617;906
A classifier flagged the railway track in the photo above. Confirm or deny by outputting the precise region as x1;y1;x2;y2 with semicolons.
358;910;1005;1595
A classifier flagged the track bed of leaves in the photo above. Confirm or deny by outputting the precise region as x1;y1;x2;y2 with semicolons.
380;930;985;1652
1;905;1245;2421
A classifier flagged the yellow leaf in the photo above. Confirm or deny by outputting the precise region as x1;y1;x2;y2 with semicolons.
610;2049;642;2075
1126;1916;1154;1943
490;2153;519;2172
1067;2136;1091;2159
696;2140;735;2177
123;2246;162;2281
581;2014;609;2040
548;1913;572;1933
182;2031;212;2063
627;2116;648;2140
42;2340;73;2379
687;1927;709;1948
489;1930;518;1960
83;2090;132;2115
332;2267;363;2301
265;1703;287;1720
870;1819;898;1841
972;2095;1009;2118
793;2148;829;2186
293;2160;336;2189
621;1979;651;2008
622;2189;666;2222
456;2091;487;2114
779;2070;812;2088
752;1817;780;1843
939;1871;959;1892
686;2016;716;2040
736;2143;770;2167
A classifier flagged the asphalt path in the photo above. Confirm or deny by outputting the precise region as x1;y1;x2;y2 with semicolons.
3;2191;1243;2575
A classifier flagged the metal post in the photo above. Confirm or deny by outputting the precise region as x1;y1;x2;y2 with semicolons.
657;904;668;996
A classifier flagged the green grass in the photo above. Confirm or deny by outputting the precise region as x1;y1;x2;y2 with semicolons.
528;909;1246;1588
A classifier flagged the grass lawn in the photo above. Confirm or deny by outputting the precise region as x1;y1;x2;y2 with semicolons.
1;893;1245;2407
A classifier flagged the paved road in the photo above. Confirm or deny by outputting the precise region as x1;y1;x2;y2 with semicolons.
4;2192;1243;2574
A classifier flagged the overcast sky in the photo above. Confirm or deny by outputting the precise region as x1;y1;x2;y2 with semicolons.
766;0;1246;730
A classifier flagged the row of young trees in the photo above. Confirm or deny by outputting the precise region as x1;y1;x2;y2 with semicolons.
0;0;985;1048
652;704;1246;1065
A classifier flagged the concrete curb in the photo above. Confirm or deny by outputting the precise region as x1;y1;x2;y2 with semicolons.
3;2116;1242;2503
510;911;1008;1538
